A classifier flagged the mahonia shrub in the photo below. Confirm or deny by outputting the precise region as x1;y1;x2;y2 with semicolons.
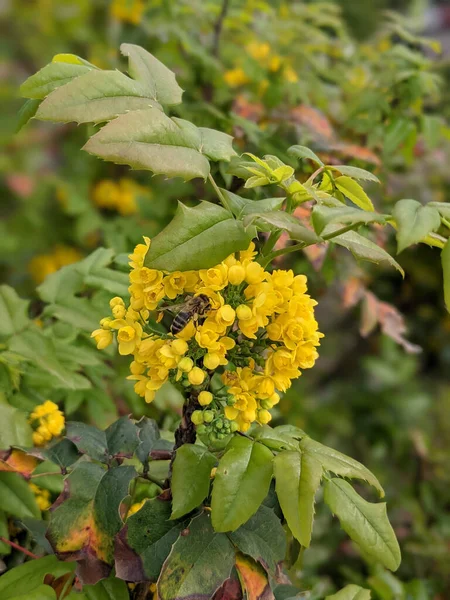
3;37;450;600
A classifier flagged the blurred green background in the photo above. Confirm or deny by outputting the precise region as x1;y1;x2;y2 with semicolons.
1;0;450;597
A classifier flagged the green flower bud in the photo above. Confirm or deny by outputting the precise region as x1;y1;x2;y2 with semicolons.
196;424;207;435
203;410;214;423
191;410;204;425
230;421;239;432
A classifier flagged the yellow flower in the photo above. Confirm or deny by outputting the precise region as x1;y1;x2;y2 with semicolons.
268;55;282;72
128;237;151;269
164;272;188;299
245;262;266;285
284;65;298;83
28;245;82;284
257;409;272;424
116;323;142;355
110;0;145;25
91;328;114;350
188;367;206;386
29;401;65;447
224;67;250;88
240;242;258;262
236;304;252;321
171;339;188;356
247;41;271;61
228;264;246;286
178;357;194;373
215;305;236;330
29;483;51;511
199;265;228;290
198;391;213;406
92;180;120;210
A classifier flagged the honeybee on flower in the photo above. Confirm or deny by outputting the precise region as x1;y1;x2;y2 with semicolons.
91;237;323;440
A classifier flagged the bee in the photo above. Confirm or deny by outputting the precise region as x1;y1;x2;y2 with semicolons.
158;294;211;335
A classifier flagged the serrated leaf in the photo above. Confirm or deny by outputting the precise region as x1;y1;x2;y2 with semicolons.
326;584;371;600
329;165;379;183
442;240;450;313
145;201;252;271
65;422;108;463
393;199;441;253
221;189;284;218
0;405;33;448
273;450;321;547
20;59;96;100
115;497;185;582
331;230;404;276
0;285;30;339
198;128;236;162
312;205;385;236
324;478;401;571
105;416;140;458
0;555;75;600
135;417;160;465
36;70;163;124
171;444;216;519
288;145;324;166
245;211;321;245
16;99;41;132
211;436;273;532
83;108;210;180
235;553;271;600
120;43;183;105
0;472;40;518
300;436;384;497
158;512;235;600
228;505;286;574
252;425;299;452
335;176;374;211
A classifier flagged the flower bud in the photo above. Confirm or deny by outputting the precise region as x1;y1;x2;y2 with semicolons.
230;421;239;432
191;410;204;425
203;353;220;370
171;338;188;355
178;357;194;373
198;391;213;406
228;264;246;286
257;409;272;424
203;410;214;423
188;367;206;386
236;304;252;321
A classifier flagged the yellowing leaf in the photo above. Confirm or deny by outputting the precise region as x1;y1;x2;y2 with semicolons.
235;553;272;600
335;176;374;211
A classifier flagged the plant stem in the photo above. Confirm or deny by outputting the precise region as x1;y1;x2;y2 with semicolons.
322;224;357;240
208;173;232;212
0;536;39;559
59;573;76;599
30;471;62;479
166;393;201;487
212;0;230;58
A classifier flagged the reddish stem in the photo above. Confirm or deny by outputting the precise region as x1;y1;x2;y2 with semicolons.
0;536;40;559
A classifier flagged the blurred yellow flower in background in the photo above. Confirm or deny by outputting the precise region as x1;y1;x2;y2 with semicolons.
28;245;83;284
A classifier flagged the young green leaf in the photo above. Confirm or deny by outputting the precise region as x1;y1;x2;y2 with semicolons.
300;436;384;497
324;478;401;571
312;205;385;236
145;202;252;271
326;584;371;600
16;99;41;132
120;43;183;105
171;444;216;519
288;145;324;166
393;199;441;253
273;450;322;547
331;230;404;276
220;189;284;218
334;176;374;211
211;436;273;532
36;70;163;124
158;512;235;600
245;211;322;245
83;108;210;180
442;239;450;313
328;165;380;183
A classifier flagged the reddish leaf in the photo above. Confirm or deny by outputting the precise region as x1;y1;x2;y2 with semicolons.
0;449;39;477
235;553;274;600
291;105;334;142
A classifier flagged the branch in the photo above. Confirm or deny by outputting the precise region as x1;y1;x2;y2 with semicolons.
212;0;230;58
0;536;40;559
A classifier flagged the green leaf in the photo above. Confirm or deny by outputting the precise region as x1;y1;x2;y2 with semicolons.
273;450;322;547
312;205;385;236
300;436;384;497
135;417;160;465
36;70;163;124
7;585;56;600
0;510;11;554
228;505;286;574
120;43;183;106
171;444;216;519
428;202;450;220
331;230;404;276
326;584;371;600
116;497;185;582
442;239;450;313
323;478;401;571
81;576;130;600
328;165;380;183
48;462;136;576
16;99;41;132
383;118;415;156
0;555;75;600
252;425;299;451
334;176;374;211
393;199;441;253
65;422;108;463
158;512;235;600
211;436;273;532
245;211;321;245
198;128;236;162
83;108;210;180
105;416;140;458
20;57;96;100
220;189;284;218
0;472;40;518
0;286;29;339
145;201;252;271
21;517;54;553
288;145;324;166
0;405;33;448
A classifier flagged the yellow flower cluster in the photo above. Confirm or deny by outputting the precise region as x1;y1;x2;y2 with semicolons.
28;245;83;284
29;401;65;446
92;178;146;216
29;482;51;511
110;0;145;25
92;238;322;435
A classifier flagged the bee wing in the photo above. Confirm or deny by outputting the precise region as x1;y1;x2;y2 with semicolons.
157;302;186;315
